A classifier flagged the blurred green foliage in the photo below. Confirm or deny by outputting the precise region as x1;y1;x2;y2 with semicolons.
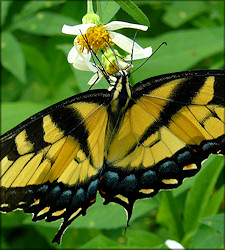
1;0;224;249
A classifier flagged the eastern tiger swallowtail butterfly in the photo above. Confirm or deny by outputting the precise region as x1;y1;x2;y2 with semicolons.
1;68;224;244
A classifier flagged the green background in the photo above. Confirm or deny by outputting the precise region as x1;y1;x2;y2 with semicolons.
1;1;224;249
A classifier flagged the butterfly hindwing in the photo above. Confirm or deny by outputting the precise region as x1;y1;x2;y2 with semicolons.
0;89;111;243
99;70;225;219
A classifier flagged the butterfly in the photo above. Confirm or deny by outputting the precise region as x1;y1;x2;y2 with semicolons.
1;68;224;244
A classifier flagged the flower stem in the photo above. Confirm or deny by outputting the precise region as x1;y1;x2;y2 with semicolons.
87;0;94;13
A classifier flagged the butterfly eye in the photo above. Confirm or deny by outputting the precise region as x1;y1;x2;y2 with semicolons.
115;71;122;79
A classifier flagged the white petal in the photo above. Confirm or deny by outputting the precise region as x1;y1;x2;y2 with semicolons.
88;73;103;85
108;85;114;91
67;46;78;63
119;60;130;69
104;21;148;31
72;60;91;71
62;23;95;35
124;46;152;61
165;240;185;250
72;58;97;72
110;31;143;53
71;45;97;72
71;54;96;71
109;76;117;83
67;46;91;63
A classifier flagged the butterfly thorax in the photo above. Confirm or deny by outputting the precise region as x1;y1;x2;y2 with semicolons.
110;71;132;114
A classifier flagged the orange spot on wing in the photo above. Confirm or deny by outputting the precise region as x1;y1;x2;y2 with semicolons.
90;198;96;203
99;189;106;195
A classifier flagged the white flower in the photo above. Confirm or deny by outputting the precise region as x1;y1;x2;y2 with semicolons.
62;20;152;85
165;239;185;249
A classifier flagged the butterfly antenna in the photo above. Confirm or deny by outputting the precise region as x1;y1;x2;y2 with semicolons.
131;42;167;75
130;30;139;65
88;71;100;90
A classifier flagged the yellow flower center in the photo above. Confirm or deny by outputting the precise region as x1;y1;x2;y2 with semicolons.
75;25;114;53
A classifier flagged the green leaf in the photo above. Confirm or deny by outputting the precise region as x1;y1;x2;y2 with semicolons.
210;58;225;69
212;1;224;24
132;26;224;84
115;0;150;26
1;1;12;26
163;2;209;28
97;1;120;24
131;198;157;223
0;236;8;249
24;195;156;230
67;195;156;229
201;214;225;234
1;31;26;83
183;155;224;234
20;1;65;19
57;228;100;249
12;11;78;35
190;224;224;249
157;192;183;241
172;172;198;197
202;185;224;217
126;230;164;248
80;234;121;249
1;102;47;134
21;43;51;84
1;211;29;228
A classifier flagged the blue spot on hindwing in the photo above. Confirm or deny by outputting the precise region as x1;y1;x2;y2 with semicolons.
87;179;98;199
70;188;85;208
177;150;192;165
202;141;218;152
37;185;48;194
118;174;137;193
55;190;72;207
141;170;158;187
46;186;61;202
158;161;179;177
101;171;119;189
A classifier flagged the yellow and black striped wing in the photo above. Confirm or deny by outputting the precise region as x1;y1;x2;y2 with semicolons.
1;69;224;244
0;89;111;243
100;70;225;218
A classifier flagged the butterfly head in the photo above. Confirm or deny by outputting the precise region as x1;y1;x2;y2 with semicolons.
108;69;131;91
108;65;132;90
